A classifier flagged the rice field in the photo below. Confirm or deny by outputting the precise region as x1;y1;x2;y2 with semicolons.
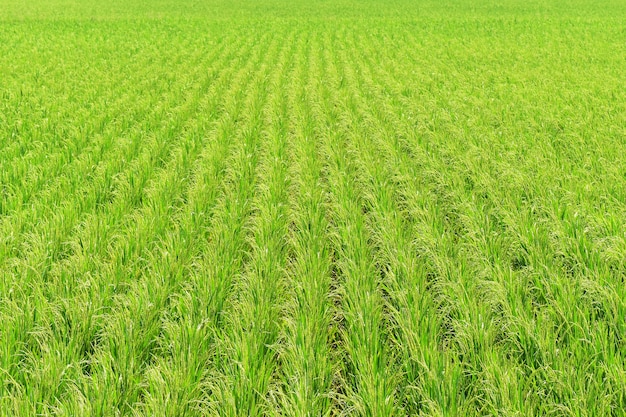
1;0;626;416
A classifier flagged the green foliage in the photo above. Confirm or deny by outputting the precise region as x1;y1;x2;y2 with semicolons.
1;0;625;416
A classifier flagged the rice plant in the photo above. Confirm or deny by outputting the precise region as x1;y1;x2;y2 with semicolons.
1;0;625;416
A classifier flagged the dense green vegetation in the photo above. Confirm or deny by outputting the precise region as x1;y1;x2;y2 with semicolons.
1;0;625;415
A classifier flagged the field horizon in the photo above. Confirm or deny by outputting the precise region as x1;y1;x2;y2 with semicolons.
1;1;625;416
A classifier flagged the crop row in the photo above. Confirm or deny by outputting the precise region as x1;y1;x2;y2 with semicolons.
1;10;625;417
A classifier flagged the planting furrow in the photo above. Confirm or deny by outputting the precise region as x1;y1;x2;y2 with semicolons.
59;34;276;417
313;29;399;417
0;35;254;415
340;28;538;414
330;26;626;415
0;41;157;213
204;27;294;417
1;5;625;417
272;30;336;417
0;32;234;274
318;29;467;416
0;25;215;226
357;27;626;415
126;31;287;417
